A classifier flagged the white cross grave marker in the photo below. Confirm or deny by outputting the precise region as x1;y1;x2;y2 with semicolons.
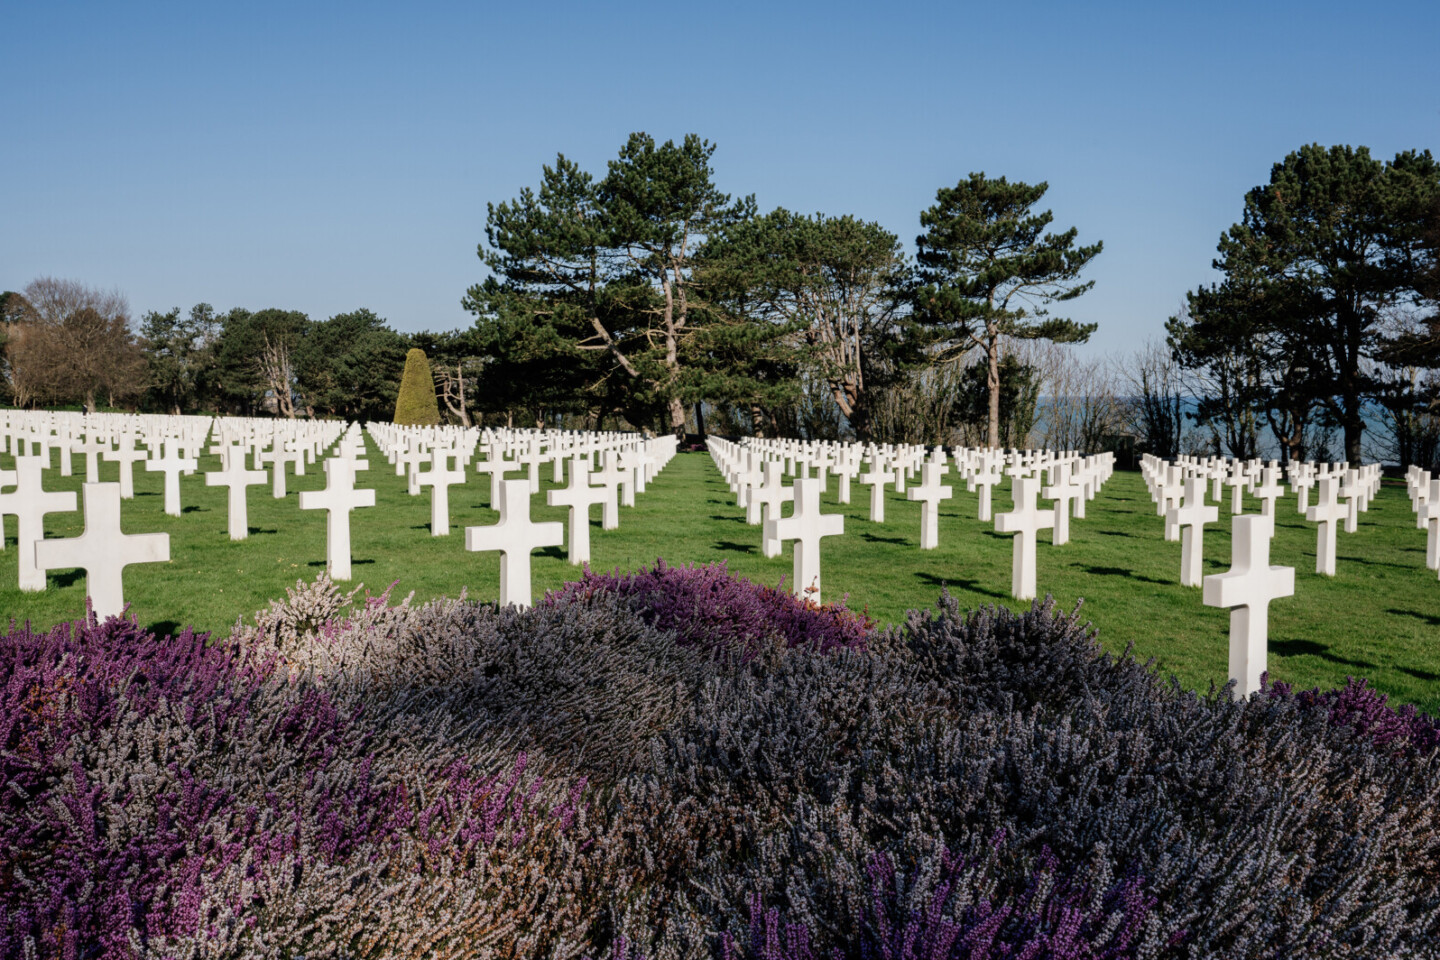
464;477;564;608
104;434;148;499
1306;476;1346;577
145;440;197;517
764;476;844;604
0;456;77;590
995;475;1055;601
417;447;467;536
298;457;375;581
206;445;269;540
35;482;168;619
860;461;892;523
1167;477;1219;587
547;458;609;565
1203;514;1294;698
906;462;953;550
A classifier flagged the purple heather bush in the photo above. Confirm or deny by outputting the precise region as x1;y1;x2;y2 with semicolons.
3;566;1439;959
547;560;873;660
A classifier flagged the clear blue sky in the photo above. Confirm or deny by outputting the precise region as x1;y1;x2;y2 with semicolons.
3;1;1437;358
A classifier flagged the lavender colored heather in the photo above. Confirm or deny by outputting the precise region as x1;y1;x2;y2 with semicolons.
5;572;1440;959
1268;675;1440;757
547;560;873;660
0;613;602;959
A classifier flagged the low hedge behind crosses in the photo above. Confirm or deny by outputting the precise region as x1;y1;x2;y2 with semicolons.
2;561;1438;959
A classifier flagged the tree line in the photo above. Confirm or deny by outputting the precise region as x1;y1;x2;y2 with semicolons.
3;136;1436;463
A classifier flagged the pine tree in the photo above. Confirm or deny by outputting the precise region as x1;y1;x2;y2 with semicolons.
393;347;441;425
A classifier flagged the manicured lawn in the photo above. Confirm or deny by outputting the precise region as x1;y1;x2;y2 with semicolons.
2;439;1437;713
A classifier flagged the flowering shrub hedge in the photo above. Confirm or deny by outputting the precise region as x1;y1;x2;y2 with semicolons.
3;567;1439;958
547;559;873;659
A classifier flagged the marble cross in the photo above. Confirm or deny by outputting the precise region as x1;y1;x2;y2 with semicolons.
206;445;269;540
298;457;375;580
971;461;1004;522
547;458;609;564
473;447;515;508
35;482;168;620
1203;514;1294;698
1305;476;1345;576
1339;469;1362;534
465;477;564;608
0;456;77;590
1168;477;1219;587
1422;479;1440;571
860;461;892;523
1042;462;1085;546
995;476;1055;601
748;462;794;558
1254;467;1284;517
72;433;108;484
590;452;625;530
906;462;953;550
416;447;467;536
764;476;844;604
145;440;197;517
103;434;148;499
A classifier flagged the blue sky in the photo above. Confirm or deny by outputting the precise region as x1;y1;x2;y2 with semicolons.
3;1;1437;358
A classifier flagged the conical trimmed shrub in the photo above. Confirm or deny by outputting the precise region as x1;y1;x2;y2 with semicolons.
393;348;441;425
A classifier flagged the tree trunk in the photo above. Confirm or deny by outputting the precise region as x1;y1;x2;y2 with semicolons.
987;339;1002;449
669;395;687;439
693;401;706;438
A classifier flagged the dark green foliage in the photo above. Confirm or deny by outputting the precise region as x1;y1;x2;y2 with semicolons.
1173;144;1440;462
392;346;440;425
296;308;407;420
211;307;311;416
138;303;220;414
468;133;759;435
700;209;912;440
914;173;1102;448
953;353;1039;448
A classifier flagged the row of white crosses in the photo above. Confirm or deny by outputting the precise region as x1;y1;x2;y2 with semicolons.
1405;465;1440;580
0;410;209;619
710;435;1116;603
0;409;680;619
1139;451;1432;697
1142;453;1385;581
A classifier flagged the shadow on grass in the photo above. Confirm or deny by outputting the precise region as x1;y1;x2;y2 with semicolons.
308;558;375;567
1082;565;1170;586
145;620;182;639
714;540;754;554
48;570;84;588
709;514;745;524
1340;555;1408;570
1398;664;1440;682
1388;607;1440;627
246;527;279;536
860;532;907;545
536;546;566;561
182;505;204;514
913;571;1008;600
1096;530;1135;538
1270;637;1377;670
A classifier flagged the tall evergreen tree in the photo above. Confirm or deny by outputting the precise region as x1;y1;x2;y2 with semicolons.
700;209;910;440
914;173;1102;448
1190;144;1439;461
467;133;756;436
393;348;441;426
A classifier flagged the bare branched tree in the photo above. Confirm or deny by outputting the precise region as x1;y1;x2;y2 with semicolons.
1120;339;1188;459
7;277;146;411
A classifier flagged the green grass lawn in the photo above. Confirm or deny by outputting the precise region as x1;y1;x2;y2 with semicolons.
3;440;1438;713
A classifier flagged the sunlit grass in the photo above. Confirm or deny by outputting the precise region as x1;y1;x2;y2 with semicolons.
1;438;1436;713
